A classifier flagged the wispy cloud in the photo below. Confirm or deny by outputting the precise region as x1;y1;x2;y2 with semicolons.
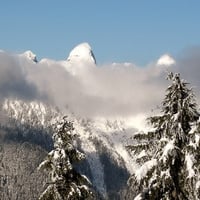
0;52;38;100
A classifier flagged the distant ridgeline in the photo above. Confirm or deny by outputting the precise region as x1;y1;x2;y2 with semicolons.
0;99;131;199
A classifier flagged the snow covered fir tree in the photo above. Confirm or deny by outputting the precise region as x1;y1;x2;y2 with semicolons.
38;116;93;200
125;72;200;200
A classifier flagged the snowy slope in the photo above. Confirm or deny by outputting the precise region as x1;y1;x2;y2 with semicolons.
20;50;38;63
61;43;96;75
1;99;137;198
37;43;96;75
67;42;96;64
0;42;144;198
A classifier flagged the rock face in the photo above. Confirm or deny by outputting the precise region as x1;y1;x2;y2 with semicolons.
0;99;135;199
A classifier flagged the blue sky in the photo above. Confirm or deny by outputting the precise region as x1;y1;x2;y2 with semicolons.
0;1;200;65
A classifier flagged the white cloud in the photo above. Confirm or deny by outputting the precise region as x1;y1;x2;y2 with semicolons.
0;46;200;119
156;54;176;66
0;51;38;100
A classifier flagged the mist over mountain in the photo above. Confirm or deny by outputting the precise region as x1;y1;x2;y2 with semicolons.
0;43;200;199
1;44;200;120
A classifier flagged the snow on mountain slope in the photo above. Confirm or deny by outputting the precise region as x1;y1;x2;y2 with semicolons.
2;99;59;127
61;43;96;75
20;50;38;63
1;99;137;197
0;42;154;198
67;43;96;64
37;43;96;75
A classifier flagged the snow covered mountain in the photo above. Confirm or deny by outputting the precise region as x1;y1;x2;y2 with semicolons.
20;50;38;63
0;42;144;199
67;42;96;65
0;98;137;199
38;43;96;76
60;42;96;75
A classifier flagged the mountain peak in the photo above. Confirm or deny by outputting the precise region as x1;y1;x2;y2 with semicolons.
156;54;175;66
22;50;38;63
67;42;96;64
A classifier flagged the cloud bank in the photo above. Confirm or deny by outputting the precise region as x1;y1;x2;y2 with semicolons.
0;46;200;119
0;52;38;100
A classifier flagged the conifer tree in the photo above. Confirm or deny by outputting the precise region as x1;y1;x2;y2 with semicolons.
38;116;93;200
126;72;200;200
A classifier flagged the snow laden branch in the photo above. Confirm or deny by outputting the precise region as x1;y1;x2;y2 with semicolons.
125;72;200;200
38;116;93;200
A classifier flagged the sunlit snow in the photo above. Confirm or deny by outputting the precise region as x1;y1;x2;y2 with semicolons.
135;159;157;181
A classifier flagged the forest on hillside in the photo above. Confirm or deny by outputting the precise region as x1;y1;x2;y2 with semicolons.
0;72;199;200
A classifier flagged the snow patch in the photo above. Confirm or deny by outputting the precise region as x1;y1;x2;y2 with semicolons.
137;150;147;159
185;154;195;178
195;134;200;145
160;140;175;163
72;120;107;196
196;181;200;189
135;159;157;181
134;193;142;200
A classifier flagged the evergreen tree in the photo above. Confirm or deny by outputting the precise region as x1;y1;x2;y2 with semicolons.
126;72;200;200
38;116;93;200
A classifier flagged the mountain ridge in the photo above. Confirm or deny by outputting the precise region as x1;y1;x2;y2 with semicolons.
0;98;137;199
